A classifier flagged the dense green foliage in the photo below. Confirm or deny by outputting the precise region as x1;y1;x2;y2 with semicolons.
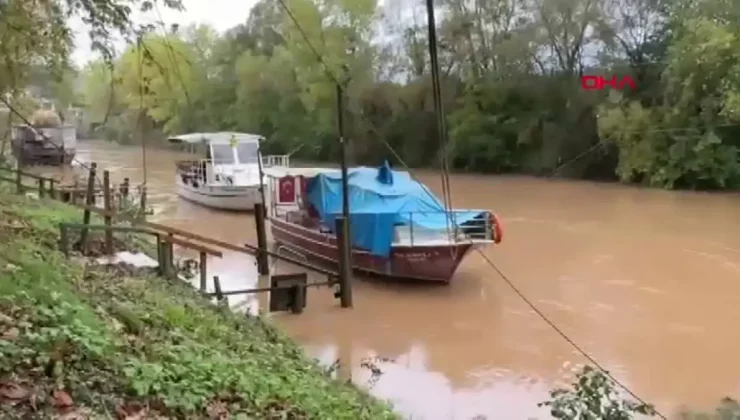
71;0;740;189
0;181;398;418
0;0;184;155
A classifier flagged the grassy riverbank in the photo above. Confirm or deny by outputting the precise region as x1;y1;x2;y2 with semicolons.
0;182;397;419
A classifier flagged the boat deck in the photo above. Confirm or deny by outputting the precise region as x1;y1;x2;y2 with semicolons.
273;209;491;248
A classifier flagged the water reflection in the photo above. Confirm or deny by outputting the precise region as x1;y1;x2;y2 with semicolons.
305;341;553;419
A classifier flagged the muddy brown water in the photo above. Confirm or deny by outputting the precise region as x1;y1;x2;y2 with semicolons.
27;141;740;419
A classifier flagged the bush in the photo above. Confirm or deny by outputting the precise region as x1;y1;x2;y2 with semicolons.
539;365;656;419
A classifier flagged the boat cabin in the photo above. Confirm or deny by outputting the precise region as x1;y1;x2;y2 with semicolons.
168;132;288;188
262;166;330;219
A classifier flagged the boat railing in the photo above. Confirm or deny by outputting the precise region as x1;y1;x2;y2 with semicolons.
262;155;290;168
176;158;233;182
396;210;493;246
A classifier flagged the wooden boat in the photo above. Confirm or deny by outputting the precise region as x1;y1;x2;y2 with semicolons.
263;162;503;283
168;132;289;211
11;124;76;165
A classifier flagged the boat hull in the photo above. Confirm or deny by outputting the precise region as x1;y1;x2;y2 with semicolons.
12;143;75;166
174;176;261;211
269;217;473;283
11;125;76;166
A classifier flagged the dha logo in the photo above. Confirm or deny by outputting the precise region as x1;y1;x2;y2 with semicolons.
581;75;637;90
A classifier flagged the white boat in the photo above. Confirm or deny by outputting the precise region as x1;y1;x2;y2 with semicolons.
168;132;289;211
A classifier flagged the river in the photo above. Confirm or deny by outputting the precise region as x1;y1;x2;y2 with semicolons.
46;140;740;418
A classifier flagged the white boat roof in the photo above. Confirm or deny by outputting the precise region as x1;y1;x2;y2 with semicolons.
263;167;339;178
167;132;263;145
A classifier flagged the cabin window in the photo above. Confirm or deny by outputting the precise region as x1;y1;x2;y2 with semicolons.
211;144;234;164
235;142;259;164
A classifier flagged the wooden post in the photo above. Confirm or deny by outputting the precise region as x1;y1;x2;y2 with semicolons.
139;185;147;220
38;178;45;198
158;239;170;278
120;178;130;199
166;233;174;277
71;180;78;204
155;235;163;273
335;216;353;308
14;169;21;194
49;179;55;200
163;240;170;277
254;202;269;275
213;275;224;303
59;225;69;257
291;285;306;314
79;162;97;254
199;251;207;292
256;142;267;214
103;170;113;255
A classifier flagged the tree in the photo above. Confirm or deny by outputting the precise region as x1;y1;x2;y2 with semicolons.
72;0;740;190
0;0;184;94
116;33;198;135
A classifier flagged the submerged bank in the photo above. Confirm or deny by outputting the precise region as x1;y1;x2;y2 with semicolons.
0;182;397;419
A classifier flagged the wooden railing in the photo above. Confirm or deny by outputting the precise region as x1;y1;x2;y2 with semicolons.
0;161;352;314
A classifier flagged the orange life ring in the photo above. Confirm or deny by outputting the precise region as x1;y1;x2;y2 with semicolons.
489;212;503;244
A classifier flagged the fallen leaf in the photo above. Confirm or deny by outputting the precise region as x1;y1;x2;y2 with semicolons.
116;402;145;420
0;382;30;401
206;401;229;419
115;406;128;419
52;390;73;408
2;327;19;340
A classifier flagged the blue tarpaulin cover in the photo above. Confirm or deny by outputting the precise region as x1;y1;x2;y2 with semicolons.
305;161;485;257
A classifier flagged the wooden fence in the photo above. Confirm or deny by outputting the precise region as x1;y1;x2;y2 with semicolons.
0;162;352;314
